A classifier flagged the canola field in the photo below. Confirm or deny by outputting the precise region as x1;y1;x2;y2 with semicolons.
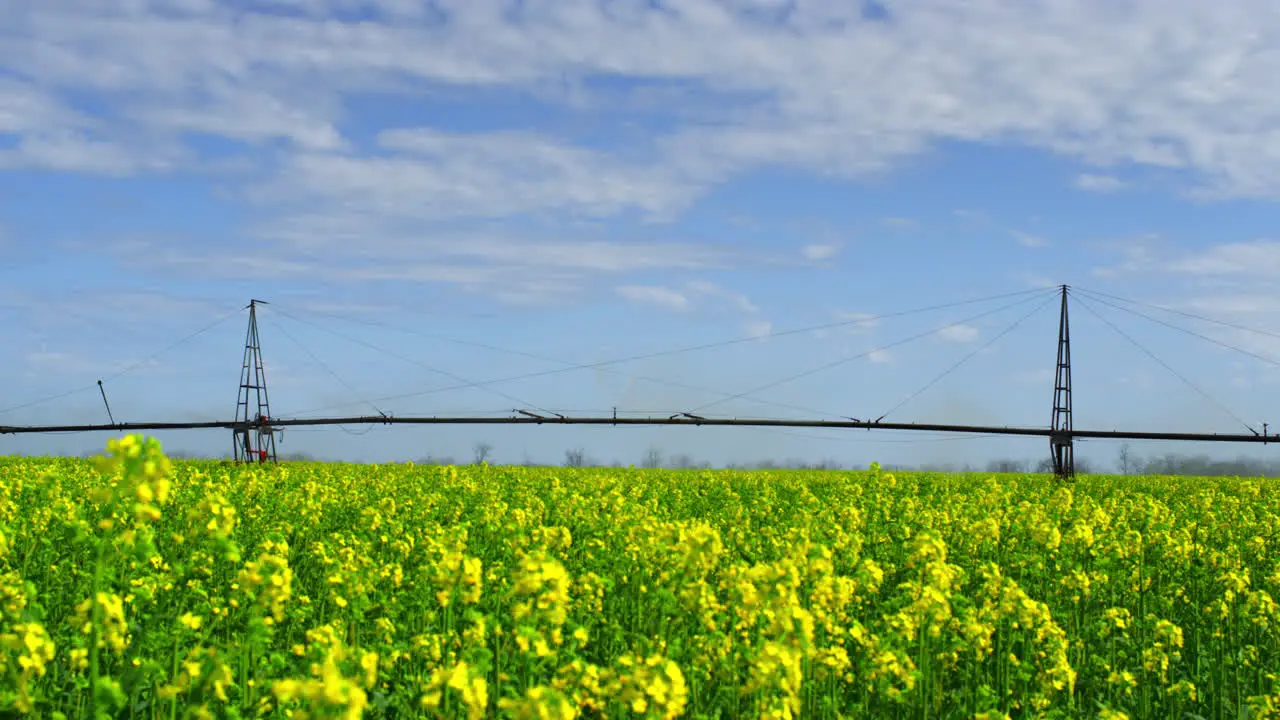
1;436;1278;719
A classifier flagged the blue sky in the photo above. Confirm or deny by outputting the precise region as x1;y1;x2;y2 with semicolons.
5;0;1280;469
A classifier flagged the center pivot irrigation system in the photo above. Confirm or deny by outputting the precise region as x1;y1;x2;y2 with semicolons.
4;285;1279;478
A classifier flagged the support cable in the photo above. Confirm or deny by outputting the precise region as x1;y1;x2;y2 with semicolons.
286;286;1049;370
336;425;378;436
268;307;560;418
687;287;1060;415
1076;286;1280;343
877;291;1059;422
1072;294;1257;433
0;305;243;417
261;316;388;417
274;302;842;420
279;287;1053;416
273;305;879;422
1073;288;1280;370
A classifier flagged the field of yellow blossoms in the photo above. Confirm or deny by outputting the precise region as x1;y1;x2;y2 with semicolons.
1;435;1278;719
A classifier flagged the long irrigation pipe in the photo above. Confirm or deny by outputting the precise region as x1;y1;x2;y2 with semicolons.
2;414;1278;444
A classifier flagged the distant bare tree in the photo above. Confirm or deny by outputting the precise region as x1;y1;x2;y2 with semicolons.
986;458;1028;473
418;454;457;466
1118;443;1133;475
564;448;586;468
809;459;843;470
473;441;493;465
641;447;663;469
670;453;698;469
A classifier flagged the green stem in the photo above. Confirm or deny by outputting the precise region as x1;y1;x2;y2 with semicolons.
168;637;179;720
88;537;108;720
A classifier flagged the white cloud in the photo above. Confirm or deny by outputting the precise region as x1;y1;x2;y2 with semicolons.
1011;231;1050;248
0;77;84;135
745;320;773;340
1181;294;1277;316
253;133;698;222
868;349;893;364
0;131;181;176
1090;233;1165;278
616;285;689;311
133;83;346;152
686;281;759;313
835;311;879;334
616;280;762;317
802;243;840;261
103;232;726;306
1075;173;1127;192
882;217;918;229
0;75;184;174
8;0;1280;202
937;324;980;343
1097;238;1280;286
16;0;1280;314
1164;240;1280;278
1078;240;1280;379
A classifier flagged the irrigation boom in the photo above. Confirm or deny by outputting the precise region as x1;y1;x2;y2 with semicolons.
7;285;1279;477
1;414;1275;444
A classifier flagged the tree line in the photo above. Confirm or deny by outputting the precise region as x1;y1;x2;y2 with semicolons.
76;440;1280;477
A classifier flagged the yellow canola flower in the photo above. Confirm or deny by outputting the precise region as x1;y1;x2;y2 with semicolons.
608;654;689;720
6;434;1280;718
73;592;129;654
237;546;294;621
359;651;378;690
0;622;55;712
497;685;576;720
157;647;234;705
272;649;368;720
421;661;489;720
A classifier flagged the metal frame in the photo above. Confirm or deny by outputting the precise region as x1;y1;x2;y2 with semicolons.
232;300;277;463
4;289;1277;473
3;413;1275;444
1050;285;1074;479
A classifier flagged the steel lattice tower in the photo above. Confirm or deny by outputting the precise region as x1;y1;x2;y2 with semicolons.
1050;285;1074;479
234;299;277;463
